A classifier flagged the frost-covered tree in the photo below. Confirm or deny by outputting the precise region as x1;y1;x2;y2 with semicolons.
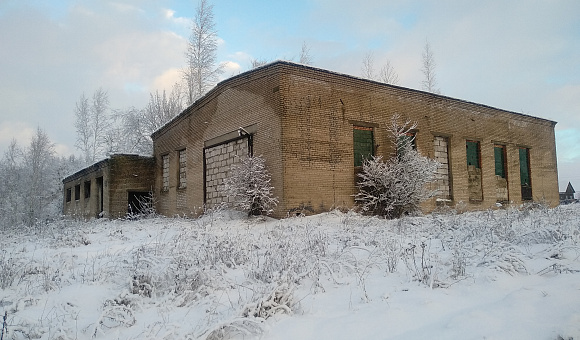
355;116;439;218
224;155;278;216
117;84;185;155
421;41;440;94
74;88;111;164
184;0;222;105
23;128;57;227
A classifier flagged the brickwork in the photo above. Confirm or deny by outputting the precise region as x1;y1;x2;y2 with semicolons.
62;155;154;219
152;66;284;216
151;61;559;218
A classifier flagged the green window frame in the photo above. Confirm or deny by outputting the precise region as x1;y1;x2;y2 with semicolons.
494;145;507;178
353;126;374;167
466;140;480;168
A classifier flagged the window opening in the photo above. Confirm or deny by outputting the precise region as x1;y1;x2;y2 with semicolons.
466;140;483;201
519;148;532;200
162;154;169;191
66;188;72;202
84;181;91;199
178;149;187;189
433;136;452;200
353;126;374;167
494;145;507;178
494;144;509;202
74;184;81;201
466;140;480;168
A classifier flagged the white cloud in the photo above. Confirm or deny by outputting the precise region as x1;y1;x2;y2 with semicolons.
0;122;36;150
152;67;183;92
162;8;189;26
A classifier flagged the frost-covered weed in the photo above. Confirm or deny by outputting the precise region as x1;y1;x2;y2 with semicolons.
1;205;579;338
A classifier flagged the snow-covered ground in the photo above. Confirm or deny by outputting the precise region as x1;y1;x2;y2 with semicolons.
1;204;580;339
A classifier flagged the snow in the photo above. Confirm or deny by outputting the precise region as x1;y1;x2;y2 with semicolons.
1;204;580;340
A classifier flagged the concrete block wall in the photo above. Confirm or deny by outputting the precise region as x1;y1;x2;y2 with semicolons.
205;138;249;207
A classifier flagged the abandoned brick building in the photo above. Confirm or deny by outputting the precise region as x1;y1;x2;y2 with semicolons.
64;61;559;219
62;154;154;219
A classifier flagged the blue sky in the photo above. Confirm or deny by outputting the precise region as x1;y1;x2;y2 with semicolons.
1;0;579;190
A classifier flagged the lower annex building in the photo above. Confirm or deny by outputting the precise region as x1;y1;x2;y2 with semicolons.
63;61;559;219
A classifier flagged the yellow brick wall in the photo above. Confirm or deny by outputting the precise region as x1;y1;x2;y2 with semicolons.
277;63;559;214
153;68;284;217
152;61;559;218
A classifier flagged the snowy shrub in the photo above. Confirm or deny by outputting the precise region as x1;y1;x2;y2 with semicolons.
242;283;293;319
355;116;439;218
223;155;278;216
0;251;20;290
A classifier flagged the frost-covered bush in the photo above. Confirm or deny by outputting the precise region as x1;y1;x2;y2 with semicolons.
224;155;278;216
355;116;439;218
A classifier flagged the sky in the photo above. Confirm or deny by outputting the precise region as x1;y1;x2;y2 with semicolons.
0;0;579;191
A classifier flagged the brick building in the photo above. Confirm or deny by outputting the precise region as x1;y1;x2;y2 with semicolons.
151;61;559;218
62;154;154;219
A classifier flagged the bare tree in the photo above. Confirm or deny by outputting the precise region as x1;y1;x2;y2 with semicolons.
184;0;223;105
421;41;440;94
74;88;110;164
379;60;400;85
74;93;91;163
361;51;376;80
90;88;110;161
250;58;269;69
299;41;313;65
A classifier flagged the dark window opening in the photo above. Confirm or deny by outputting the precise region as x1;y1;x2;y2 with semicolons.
519;148;532;200
353;126;374;167
96;177;104;217
494;145;507;178
66;188;72;202
84;181;91;199
74;184;81;201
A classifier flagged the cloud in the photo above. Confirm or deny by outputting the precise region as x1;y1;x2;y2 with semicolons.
152;68;183;92
0;122;36;150
163;8;189;26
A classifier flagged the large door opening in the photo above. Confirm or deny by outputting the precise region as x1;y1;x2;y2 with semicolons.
128;191;152;216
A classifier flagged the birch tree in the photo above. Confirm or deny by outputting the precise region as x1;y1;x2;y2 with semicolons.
184;0;222;105
421;41;440;94
74;93;91;163
74;88;110;164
